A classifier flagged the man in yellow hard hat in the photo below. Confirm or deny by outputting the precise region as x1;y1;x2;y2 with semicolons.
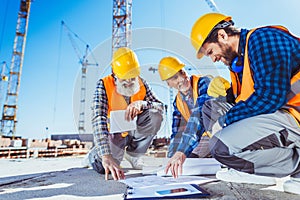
167;12;300;195
89;47;164;180
158;56;212;164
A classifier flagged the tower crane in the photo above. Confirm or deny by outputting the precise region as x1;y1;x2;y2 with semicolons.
205;0;220;13
0;61;9;118
61;21;98;134
112;0;132;54
0;61;9;82
0;0;31;137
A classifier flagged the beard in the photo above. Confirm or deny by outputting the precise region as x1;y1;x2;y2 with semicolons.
115;77;140;97
219;43;239;67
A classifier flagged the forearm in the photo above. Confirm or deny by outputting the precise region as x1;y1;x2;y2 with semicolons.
176;133;199;156
92;115;111;157
224;88;286;126
177;113;202;155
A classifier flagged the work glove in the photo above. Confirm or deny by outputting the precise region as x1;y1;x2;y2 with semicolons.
207;76;231;98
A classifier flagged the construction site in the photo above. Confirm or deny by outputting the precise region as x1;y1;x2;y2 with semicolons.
1;0;300;199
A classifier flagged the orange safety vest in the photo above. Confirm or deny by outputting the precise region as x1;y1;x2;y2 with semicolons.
102;75;146;136
175;75;212;137
102;75;146;117
230;26;300;123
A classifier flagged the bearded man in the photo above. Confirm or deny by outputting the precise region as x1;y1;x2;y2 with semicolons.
88;47;164;180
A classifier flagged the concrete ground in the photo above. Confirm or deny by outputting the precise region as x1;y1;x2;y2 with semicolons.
0;156;299;200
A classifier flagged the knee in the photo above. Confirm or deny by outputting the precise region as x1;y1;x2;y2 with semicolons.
209;136;230;161
153;112;163;133
149;109;163;125
137;109;163;135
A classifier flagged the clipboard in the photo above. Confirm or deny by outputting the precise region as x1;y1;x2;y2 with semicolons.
123;183;210;199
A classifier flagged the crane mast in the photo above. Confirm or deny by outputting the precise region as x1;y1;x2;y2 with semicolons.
61;21;98;134
112;0;132;53
78;46;88;134
0;61;9;117
1;0;31;137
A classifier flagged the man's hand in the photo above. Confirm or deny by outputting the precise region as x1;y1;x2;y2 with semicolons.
125;100;146;121
102;155;125;180
207;76;230;98
165;151;186;178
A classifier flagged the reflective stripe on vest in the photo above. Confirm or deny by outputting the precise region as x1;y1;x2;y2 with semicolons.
102;75;146;118
282;71;300;122
230;26;300;122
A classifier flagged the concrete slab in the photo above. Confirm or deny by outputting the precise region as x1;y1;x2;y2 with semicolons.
0;156;299;200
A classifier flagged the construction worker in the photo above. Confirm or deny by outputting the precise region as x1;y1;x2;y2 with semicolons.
158;56;212;162
89;47;164;181
168;12;300;195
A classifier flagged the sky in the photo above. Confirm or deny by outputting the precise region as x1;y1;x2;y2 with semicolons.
0;0;299;139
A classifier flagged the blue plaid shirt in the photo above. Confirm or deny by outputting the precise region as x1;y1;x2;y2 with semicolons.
223;27;300;126
170;76;211;156
92;74;164;157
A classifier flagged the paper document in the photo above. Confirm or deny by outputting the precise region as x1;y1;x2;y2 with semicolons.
156;158;221;176
119;175;215;188
109;110;137;133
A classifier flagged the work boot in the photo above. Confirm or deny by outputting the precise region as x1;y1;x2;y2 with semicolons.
216;168;276;185
283;172;300;195
124;152;144;170
91;157;105;174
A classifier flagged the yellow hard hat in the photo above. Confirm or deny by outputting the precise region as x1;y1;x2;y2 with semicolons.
111;47;140;79
158;56;185;81
190;13;232;59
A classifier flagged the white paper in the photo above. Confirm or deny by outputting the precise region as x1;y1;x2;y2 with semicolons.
119;175;215;188
109;110;137;133
155;158;221;176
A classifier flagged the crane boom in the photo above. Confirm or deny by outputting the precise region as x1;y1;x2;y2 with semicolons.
61;21;98;134
205;0;220;13
1;0;31;137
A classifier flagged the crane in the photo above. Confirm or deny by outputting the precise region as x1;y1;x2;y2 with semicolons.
1;0;31;137
61;21;98;134
112;0;132;54
0;61;9;82
0;61;9;120
205;0;220;13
